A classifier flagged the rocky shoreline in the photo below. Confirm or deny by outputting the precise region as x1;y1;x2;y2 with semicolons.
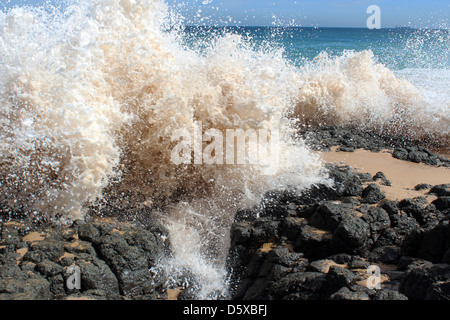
225;126;450;300
0;217;171;300
226;164;450;300
0;126;449;300
301;125;450;167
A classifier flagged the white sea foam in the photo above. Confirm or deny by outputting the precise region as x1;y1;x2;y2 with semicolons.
294;50;449;141
0;0;448;299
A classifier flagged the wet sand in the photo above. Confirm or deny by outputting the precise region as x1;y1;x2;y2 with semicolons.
167;288;182;300
320;147;450;201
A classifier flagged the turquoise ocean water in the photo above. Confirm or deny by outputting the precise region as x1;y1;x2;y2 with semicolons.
0;1;449;298
178;26;450;114
180;26;450;69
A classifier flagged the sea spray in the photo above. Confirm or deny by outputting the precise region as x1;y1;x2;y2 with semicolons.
0;0;328;298
0;0;448;299
0;2;126;222
293;50;449;143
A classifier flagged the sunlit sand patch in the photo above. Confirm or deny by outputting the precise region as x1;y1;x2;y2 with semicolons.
167;288;183;300
112;228;125;235
312;260;348;273
22;232;47;243
320;147;450;201
261;242;277;253
4;221;25;228
0;0;447;300
15;247;28;265
64;240;91;251
58;252;76;262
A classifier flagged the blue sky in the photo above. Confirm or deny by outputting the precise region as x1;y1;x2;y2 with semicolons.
1;0;449;28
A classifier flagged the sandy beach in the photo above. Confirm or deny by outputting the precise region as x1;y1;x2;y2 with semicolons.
0;0;449;303
320;147;450;201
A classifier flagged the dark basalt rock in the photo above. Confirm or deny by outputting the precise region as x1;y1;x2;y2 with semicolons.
227;154;449;300
300;125;450;167
230;246;310;300
372;289;408;300
309;201;354;231
393;147;446;166
379;200;400;216
369;246;400;264
357;172;373;182
267;271;327;300
342;175;364;197
361;184;385;204
373;171;391;186
432;197;450;211
227;156;450;301
408;150;430;164
373;212;419;248
78;222;169;299
323;265;357;298
0;219;170;300
401;219;450;263
425;281;450;300
362;207;391;234
400;264;450;300
332;217;370;252
398;197;444;226
415;183;432;191
0;253;51;300
393;148;408;161
229;222;253;247
294;224;331;260
3;122;448;301
429;184;450;197
397;256;433;272
329;287;370;300
73;258;119;297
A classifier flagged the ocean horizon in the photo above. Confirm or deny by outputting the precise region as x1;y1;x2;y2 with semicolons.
0;0;449;301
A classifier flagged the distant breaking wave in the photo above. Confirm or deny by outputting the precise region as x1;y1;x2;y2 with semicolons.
0;0;448;298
